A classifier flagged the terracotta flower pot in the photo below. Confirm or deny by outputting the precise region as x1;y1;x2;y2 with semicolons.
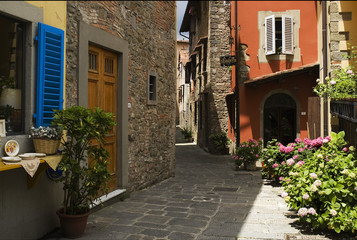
56;209;91;239
244;161;257;171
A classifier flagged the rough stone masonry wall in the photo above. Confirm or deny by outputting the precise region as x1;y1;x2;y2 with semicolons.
66;1;176;192
207;1;231;137
329;0;351;73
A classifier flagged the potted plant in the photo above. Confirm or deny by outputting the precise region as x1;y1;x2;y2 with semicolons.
0;75;15;96
208;132;230;154
181;127;193;142
0;105;14;132
233;138;262;171
30;126;62;154
52;106;115;238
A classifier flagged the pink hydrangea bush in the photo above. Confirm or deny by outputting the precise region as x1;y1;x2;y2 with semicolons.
275;131;357;234
261;136;326;182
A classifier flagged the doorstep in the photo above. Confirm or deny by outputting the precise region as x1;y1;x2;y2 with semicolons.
90;189;127;212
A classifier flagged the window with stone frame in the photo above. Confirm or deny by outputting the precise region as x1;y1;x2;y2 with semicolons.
258;10;300;62
0;14;25;134
265;15;293;55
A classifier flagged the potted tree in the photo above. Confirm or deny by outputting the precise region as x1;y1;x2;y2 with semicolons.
52;106;115;238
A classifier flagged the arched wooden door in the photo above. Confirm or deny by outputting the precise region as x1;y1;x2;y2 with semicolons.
88;44;118;192
264;93;296;145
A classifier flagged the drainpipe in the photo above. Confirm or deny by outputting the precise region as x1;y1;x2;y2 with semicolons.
322;1;328;136
235;1;240;148
180;32;189;40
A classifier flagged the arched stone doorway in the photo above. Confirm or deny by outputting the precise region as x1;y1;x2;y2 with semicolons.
263;93;297;145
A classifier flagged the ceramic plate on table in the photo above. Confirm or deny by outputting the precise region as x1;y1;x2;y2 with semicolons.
2;156;21;163
26;153;46;158
18;153;36;160
4;140;19;157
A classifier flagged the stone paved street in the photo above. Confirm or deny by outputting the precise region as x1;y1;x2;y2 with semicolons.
45;142;351;240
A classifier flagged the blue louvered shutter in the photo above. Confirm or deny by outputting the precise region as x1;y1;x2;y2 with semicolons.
35;22;64;127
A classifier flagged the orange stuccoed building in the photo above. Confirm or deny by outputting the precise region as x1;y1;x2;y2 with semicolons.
229;1;319;146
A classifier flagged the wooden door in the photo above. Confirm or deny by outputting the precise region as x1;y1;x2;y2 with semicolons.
264;93;296;146
88;44;117;193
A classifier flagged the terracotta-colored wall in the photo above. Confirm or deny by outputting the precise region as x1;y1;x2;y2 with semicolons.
237;1;318;78
231;1;318;143
239;73;316;142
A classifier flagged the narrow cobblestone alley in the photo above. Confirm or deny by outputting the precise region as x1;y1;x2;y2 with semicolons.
45;141;342;240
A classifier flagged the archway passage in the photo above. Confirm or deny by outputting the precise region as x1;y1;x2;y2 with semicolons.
264;93;297;145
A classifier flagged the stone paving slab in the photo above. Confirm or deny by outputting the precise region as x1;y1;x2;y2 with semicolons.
43;144;354;240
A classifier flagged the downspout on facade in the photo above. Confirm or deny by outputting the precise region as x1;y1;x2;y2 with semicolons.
322;0;329;136
234;0;240;147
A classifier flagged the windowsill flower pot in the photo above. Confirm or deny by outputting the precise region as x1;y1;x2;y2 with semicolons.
30;126;62;155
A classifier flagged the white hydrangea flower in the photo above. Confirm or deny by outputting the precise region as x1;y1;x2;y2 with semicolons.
303;193;309;200
310;173;318;179
281;192;288;198
313;180;322;187
308;207;316;215
298;207;308;217
330;209;337;216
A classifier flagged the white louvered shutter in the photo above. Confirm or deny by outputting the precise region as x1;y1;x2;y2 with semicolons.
282;15;294;55
265;15;275;55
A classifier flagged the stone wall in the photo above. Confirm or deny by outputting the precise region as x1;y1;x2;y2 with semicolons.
66;1;176;192
329;1;350;73
207;1;231;138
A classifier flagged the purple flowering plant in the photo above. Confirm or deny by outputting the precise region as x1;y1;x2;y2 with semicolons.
233;138;262;168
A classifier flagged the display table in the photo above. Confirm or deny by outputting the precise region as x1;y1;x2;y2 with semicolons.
0;155;62;188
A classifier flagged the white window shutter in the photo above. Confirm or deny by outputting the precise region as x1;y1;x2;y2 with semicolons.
282;15;294;55
265;15;275;55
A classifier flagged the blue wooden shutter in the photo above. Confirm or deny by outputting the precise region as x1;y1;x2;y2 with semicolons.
35;22;64;127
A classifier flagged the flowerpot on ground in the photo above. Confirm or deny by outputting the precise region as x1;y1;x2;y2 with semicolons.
208;132;230;155
244;161;257;171
52;106;115;238
56;209;91;239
